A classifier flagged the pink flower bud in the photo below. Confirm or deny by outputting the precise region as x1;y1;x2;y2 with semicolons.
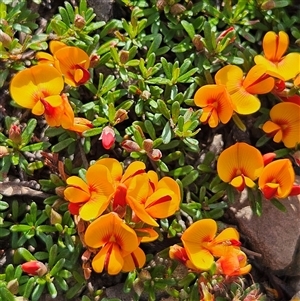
147;148;162;161
9;124;22;145
99;126;115;150
21;261;47;276
74;14;86;29
89;53;100;68
0;146;9;158
121;140;141;152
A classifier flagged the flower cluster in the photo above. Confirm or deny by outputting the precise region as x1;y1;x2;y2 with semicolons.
194;31;300;132
217;142;300;199
169;219;251;298
9;41;92;133
63;158;181;275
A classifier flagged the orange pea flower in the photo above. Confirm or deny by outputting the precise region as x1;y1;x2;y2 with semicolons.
215;65;275;114
169;244;198;270
262;102;300;148
258;158;295;199
36;41;90;87
67;117;93;134
44;93;74;129
254;31;300;81
181;219;240;270
10;65;63;116
84;212;144;275
126;171;181;227
194;85;233;128
216;249;251;276
217;142;264;191
64;158;146;220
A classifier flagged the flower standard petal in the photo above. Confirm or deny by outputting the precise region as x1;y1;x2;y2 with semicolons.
10;65;63;110
181;219;217;246
122;161;146;183
262;102;300;148
145;189;179;218
64;176;90;203
263;31;288;62
217;142;264;186
54;46;90;86
258;159;295;199
95;158;123;182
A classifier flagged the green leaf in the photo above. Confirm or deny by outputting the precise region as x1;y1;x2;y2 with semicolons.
181;170;199;187
47;281;57;298
10;224;32;232
147;34;162;59
181;20;195;39
157;99;171;119
168;165;194;177
270;198;286;212
144;120;156;140
161;121;172;144
21;118;37;145
23;276;36;299
51;138;75;152
58;6;70;26
82;127;102;137
31;283;46;301
21;142;51;152
0;200;9;211
15;247;36;261
49;258;65;276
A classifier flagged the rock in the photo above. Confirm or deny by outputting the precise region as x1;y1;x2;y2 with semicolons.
228;176;300;277
86;0;115;22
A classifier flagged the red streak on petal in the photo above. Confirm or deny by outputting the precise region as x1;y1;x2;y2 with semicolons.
131;251;139;268
113;183;127;210
289;185;300;196
230;239;241;246
75;64;90;84
145;195;171;209
104;242;114;271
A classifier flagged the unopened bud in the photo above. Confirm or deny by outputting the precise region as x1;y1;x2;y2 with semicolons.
7;279;19;294
142;139;153;153
147;148;162;161
0;30;12;48
138;269;151;281
121;140;141;152
9;124;22;145
141;90;151;100
119;50;130;65
50;208;62;225
114;109;128;124
89;53;100;68
156;0;167;10
55;186;66;198
74;14;86;29
292;151;300;167
261;0;276;9
0;146;9;158
170;3;186;15
21;261;47;277
192;35;204;52
99;126;115;150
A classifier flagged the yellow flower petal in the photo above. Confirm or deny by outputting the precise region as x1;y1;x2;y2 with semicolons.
263;102;300;148
145;189;179;218
182;219;217;246
263;31;288;62
92;242;124;275
259;159;295;198
95;158;123;183
243;65;274;94
184;247;214;271
122;161;146;183
49;40;67;54
10;65;63;110
217;142;264;184
85;212;138;251
122;247;146;272
213;228;240;244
